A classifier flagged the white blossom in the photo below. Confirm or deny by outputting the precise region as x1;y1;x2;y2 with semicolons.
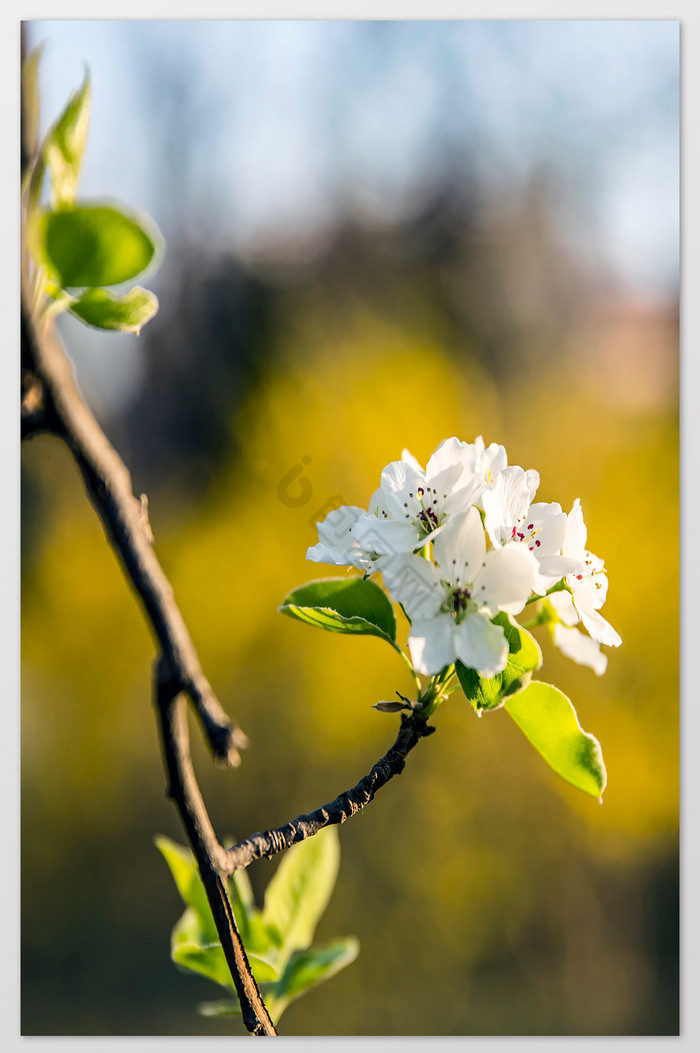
308;436;486;571
547;499;621;670
382;508;537;676
483;465;582;595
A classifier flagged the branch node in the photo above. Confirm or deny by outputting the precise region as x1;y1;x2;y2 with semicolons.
138;493;155;545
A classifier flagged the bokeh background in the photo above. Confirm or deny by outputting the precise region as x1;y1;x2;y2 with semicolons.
21;20;679;1037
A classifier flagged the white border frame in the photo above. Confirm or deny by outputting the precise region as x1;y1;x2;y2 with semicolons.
3;4;693;1051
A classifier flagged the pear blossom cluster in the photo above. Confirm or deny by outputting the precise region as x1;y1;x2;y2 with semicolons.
307;437;621;679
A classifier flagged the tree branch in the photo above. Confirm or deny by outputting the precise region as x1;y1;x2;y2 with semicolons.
20;303;275;1035
224;711;435;873
154;661;277;1036
21;306;246;764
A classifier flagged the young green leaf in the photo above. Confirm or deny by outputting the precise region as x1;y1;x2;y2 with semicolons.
261;827;340;961
280;576;397;644
172;942;237;989
456;612;542;711
43;71;91;206
155;836;218;944
69;286;158;334
504;681;607;798
226;868;272;955
31;203;160;288
277;937;360;1002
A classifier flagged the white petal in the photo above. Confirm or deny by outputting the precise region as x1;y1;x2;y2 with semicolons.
426;436;469;477
553;625;608;675
524;502;566;555
306;541;355;567
313;506;367;563
353;515;422;558
563;498;587;560
432;507;486;579
367;487;390;517
454;612;509;677
549;590;579;626
381;554;445;619
483;466;536;547
479;440;508;483
575;567;609;610
408;614;456;675
442;472;486;515
401;448;425;473
474;544;537;615
380;460;425;518
426;461;464;495
573;590;622;647
532;554;584;594
536;555;583;579
524;469;540;500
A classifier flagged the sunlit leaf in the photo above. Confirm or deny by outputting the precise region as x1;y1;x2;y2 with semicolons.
32;203;160;288
504;680;607;798
172;942;236;989
262;827;340;961
456;612;542;711
280;577;397;644
155;836;217;944
69;286;158;333
43;71;90;206
278;937;360;1002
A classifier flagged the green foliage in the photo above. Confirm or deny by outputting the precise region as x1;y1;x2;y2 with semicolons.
261;821;340;956
22;53;161;335
280;576;397;645
455;612;542;711
68;286;158;334
43;71;91;207
156;828;359;1026
504;681;607;798
32;204;159;289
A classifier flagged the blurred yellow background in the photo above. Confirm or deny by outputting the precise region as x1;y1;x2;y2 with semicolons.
22;19;678;1036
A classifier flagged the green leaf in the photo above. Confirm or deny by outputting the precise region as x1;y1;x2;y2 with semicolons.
504;681;607;798
171;910;278;988
155;836;218;944
172;942;236;990
43;71;90;206
280;577;396;644
69;286;158;334
278;937;360;1002
456;612;543;711
32;203;160;288
262;827;340;963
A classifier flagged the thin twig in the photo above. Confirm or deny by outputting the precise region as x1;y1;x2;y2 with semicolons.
154;660;277;1036
224;712;435;873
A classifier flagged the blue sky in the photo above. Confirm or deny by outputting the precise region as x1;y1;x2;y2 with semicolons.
28;19;678;297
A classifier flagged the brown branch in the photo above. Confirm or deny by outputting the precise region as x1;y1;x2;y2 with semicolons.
21;302;438;1027
154;660;276;1036
19;303;274;1034
223;711;435;874
21;306;246;764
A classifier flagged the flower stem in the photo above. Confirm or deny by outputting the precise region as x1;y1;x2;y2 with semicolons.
392;642;421;694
